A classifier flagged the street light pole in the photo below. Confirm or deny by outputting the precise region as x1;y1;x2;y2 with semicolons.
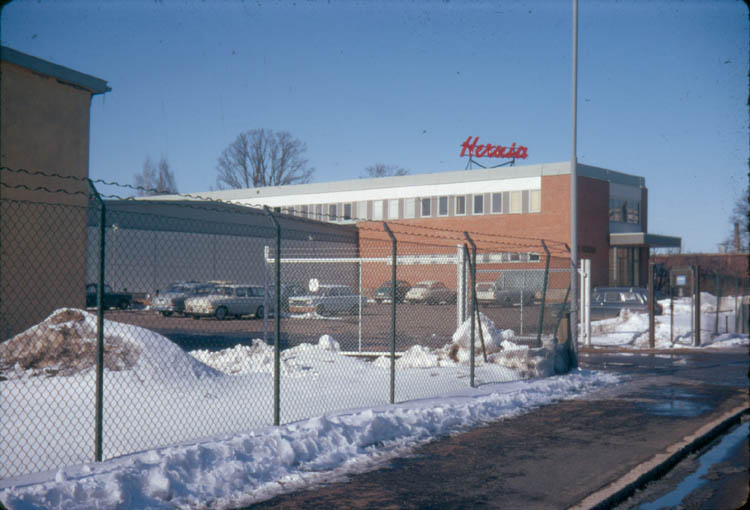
570;0;579;359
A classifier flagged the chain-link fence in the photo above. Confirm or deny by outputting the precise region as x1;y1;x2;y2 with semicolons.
1;174;573;480
652;264;750;347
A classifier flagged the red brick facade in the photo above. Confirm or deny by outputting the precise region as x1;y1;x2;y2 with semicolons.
357;174;613;290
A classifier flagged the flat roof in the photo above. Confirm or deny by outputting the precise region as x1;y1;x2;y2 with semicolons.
1;46;111;95
153;161;645;203
610;232;682;248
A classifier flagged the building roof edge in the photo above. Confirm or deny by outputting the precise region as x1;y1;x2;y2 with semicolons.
1;46;111;94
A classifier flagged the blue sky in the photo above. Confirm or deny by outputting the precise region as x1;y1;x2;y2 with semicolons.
2;0;747;252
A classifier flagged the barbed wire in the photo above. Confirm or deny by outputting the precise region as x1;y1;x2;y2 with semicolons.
2;165;570;254
0;181;88;197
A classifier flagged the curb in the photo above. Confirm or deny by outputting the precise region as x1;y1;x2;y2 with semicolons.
571;404;749;510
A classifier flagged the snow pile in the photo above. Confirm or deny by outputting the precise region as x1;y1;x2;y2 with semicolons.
590;293;749;349
373;313;559;378
0;370;619;510
191;335;356;379
0;309;217;381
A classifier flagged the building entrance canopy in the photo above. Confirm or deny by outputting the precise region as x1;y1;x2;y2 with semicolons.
610;232;682;249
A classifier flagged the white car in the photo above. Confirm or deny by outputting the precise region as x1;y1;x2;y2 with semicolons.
403;281;457;304
475;282;534;307
287;284;365;316
184;284;272;320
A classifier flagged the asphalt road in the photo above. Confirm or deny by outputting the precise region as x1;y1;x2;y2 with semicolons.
236;349;748;509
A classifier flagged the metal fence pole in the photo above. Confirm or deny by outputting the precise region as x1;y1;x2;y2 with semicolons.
648;262;655;348
383;223;397;404
88;180;106;462
263;246;269;345
694;265;701;347
714;273;720;335
263;207;282;426
520;271;525;336
357;257;362;352
537;240;551;347
670;272;674;345
463;233;478;387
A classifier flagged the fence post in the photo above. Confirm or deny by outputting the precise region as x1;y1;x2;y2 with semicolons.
263;207;282;426
383;223;397;405
520;271;525;336
694;265;701;347
457;244;465;327
263;245;269;345
463;233;480;387
713;273;720;335
648;262;655;348
670;271;674;345
537;240;551;347
88;180;106;463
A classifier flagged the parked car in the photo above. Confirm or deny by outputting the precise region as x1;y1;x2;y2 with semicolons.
85;283;132;310
151;282;217;316
271;283;307;312
184;284;272;320
373;280;412;303
403;280;457;305
287;284;365;316
475;282;534;307
590;287;663;320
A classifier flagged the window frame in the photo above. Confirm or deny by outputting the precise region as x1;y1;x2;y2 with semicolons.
473;194;484;215
491;192;502;214
455;195;466;216
438;196;449;216
420;197;432;217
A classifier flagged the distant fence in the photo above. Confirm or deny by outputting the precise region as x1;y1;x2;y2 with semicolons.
0;170;573;480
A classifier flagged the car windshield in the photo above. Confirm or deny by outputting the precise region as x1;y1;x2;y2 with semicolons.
216;287;234;296
477;283;494;291
166;284;189;293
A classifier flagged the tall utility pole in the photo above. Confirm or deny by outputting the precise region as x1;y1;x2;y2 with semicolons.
570;0;579;356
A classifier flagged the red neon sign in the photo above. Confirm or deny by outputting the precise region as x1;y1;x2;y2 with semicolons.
460;136;528;159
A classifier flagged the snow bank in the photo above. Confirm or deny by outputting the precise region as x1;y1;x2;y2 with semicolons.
373;313;561;378
0;309;218;381
0;370;618;510
590;294;749;349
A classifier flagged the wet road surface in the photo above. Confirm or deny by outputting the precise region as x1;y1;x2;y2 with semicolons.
233;349;748;509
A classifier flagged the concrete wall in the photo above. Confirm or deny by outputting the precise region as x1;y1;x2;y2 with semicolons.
0;60;94;339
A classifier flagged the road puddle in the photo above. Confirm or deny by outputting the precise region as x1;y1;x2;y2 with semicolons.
638;388;711;417
639;421;749;509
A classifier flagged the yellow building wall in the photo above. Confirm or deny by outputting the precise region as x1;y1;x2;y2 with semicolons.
1;60;94;339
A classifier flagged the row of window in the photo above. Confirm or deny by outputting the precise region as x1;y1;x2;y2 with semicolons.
608;198;641;224
391;251;541;265
280;190;542;223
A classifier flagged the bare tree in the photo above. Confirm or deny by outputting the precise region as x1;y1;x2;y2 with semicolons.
134;157;178;196
719;184;749;252
360;163;408;178
215;129;314;189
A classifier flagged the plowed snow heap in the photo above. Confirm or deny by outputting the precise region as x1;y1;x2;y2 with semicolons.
0;309;141;378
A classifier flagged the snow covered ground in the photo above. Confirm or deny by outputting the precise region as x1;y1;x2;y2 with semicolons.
589;293;749;349
0;295;745;510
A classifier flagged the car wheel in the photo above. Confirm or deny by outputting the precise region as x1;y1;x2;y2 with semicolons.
316;305;326;316
118;299;130;310
215;307;228;320
191;315;200;320
256;305;264;319
503;297;512;307
160;311;172;317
